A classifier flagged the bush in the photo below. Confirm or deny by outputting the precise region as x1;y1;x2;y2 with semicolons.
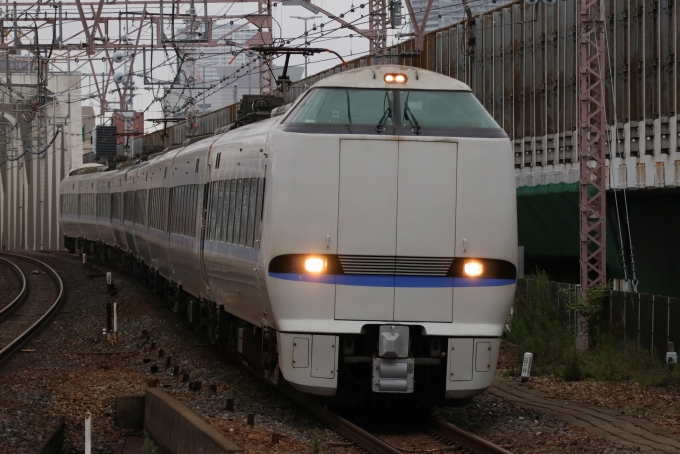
506;271;576;375
506;271;677;386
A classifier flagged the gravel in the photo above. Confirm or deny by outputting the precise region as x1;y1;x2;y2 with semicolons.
0;251;651;453
0;258;21;311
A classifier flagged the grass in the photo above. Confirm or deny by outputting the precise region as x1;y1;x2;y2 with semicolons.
506;271;680;386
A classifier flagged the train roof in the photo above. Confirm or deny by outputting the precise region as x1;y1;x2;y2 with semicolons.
313;65;471;91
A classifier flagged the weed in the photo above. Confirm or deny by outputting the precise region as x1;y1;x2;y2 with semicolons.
507;272;680;386
312;436;321;454
142;430;157;454
506;271;575;374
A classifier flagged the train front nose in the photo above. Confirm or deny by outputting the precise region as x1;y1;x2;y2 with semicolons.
334;138;458;322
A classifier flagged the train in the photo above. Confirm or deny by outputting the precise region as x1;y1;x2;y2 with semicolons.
60;65;517;406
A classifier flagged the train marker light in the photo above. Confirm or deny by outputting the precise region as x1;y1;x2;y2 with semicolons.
384;73;407;84
463;260;483;277
304;257;325;273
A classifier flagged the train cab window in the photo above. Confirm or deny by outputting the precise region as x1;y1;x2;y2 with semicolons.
290;88;394;125
287;88;500;132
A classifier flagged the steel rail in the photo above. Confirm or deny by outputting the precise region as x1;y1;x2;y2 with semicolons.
428;416;513;454
276;389;402;454
0;256;27;324
0;253;65;367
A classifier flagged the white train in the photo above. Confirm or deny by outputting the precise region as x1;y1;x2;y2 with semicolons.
60;65;517;406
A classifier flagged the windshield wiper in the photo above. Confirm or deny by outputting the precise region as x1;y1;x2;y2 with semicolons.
403;94;421;135
375;106;392;133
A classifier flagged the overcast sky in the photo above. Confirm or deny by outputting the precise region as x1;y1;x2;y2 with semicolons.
65;0;489;130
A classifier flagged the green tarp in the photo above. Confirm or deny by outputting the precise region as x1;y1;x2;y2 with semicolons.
517;182;624;278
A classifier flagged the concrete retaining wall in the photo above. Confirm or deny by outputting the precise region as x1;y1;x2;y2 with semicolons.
144;388;242;454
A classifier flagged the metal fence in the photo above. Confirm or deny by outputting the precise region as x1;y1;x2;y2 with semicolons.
517;278;680;354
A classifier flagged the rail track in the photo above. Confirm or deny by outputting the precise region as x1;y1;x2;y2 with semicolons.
0;253;65;367
285;390;513;454
47;250;511;454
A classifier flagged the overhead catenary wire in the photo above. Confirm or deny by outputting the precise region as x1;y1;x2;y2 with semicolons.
602;18;639;292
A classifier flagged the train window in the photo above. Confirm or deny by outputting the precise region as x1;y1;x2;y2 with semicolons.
190;185;196;236
254;178;265;249
233;179;244;245
288;88;500;130
227;180;237;244
179;186;185;235
124;191;134;222
168;188;175;232
195;159;200;173
223;181;233;242
149;189;157;230
134;190;147;226
181;186;187;234
240;179;250;246
163;188;169;232
400;90;498;129
216;153;221;169
291;88;394;125
246;179;258;247
208;182;217;240
181;186;186;234
214;181;229;241
112;193;119;220
191;185;198;237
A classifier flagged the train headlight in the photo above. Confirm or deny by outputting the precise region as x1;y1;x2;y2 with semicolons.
463;261;483;277
304;257;325;273
384;73;407;84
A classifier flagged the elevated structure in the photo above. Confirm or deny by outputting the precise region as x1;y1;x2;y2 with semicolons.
0;68;83;251
128;0;680;297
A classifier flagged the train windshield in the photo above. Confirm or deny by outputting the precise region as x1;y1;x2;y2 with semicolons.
288;88;499;130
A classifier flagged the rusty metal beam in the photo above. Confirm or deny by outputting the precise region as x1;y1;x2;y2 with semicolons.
404;0;434;51
578;0;607;307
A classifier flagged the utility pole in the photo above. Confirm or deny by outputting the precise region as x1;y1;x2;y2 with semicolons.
290;15;321;79
577;0;607;348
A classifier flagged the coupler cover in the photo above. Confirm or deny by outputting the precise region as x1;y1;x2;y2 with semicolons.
378;325;409;358
372;357;414;393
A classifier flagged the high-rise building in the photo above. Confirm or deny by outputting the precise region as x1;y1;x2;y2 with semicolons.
165;21;302;116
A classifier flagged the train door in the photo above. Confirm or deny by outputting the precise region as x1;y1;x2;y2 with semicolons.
334;139;457;322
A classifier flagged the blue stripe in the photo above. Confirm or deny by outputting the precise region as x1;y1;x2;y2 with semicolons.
268;273;515;288
204;240;260;262
268;272;336;284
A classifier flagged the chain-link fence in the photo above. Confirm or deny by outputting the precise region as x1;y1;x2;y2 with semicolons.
517;279;680;354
